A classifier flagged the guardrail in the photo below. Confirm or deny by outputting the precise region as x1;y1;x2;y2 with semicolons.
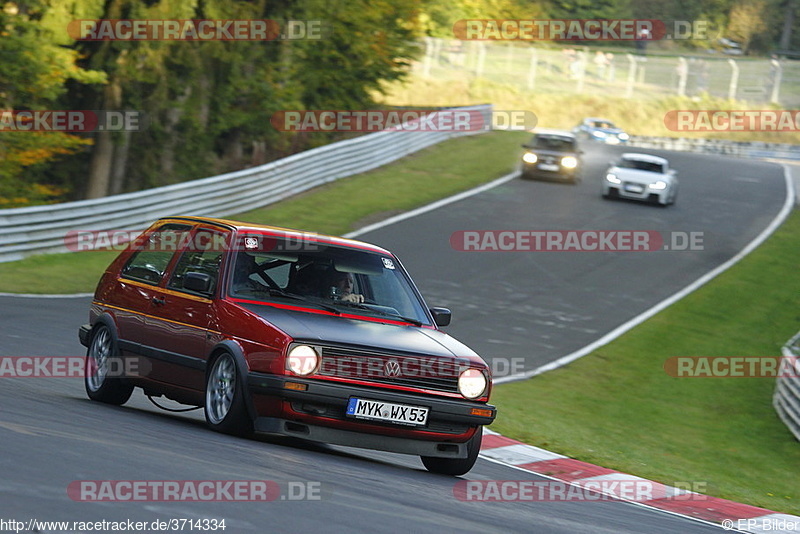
628;135;800;160
0;105;492;263
775;331;800;442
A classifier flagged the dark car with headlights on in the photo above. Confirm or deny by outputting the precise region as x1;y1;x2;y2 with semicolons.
79;217;495;475
520;129;582;183
573;117;630;145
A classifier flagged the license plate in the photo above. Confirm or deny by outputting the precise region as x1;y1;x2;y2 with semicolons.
624;184;644;193
346;397;429;426
538;164;559;171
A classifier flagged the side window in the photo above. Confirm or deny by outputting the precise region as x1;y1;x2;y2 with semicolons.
121;224;191;285
167;230;225;296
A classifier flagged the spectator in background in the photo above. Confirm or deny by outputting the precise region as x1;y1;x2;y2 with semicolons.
636;28;650;55
594;50;608;78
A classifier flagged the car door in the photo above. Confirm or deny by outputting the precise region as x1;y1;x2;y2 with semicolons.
143;225;228;394
112;222;193;366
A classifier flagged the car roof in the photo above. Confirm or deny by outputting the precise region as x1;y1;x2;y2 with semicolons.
532;128;575;138
158;216;392;255
620;153;669;165
584;117;615;124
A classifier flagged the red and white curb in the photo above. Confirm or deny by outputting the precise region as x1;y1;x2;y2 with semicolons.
478;429;799;533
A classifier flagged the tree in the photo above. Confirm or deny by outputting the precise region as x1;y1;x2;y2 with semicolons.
0;0;105;207
727;0;768;52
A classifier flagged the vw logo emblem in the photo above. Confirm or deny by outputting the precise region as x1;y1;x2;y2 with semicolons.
384;360;401;377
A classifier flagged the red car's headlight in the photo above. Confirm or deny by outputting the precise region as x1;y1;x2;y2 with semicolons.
458;368;487;399
286;345;319;376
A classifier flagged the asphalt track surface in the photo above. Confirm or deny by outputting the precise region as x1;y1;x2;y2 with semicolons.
0;143;788;533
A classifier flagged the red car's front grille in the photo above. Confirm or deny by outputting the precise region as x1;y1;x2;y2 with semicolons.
317;346;462;394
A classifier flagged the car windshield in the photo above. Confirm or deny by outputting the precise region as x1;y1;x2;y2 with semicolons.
590;120;615;129
530;135;575;151
228;234;431;325
618;159;665;173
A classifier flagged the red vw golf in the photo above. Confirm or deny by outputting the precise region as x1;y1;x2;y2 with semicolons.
79;217;496;475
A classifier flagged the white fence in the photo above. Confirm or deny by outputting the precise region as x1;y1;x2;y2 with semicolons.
775;331;800;442
418;38;800;106
0;105;492;263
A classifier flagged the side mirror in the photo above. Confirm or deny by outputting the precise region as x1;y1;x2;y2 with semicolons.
430;307;452;327
184;272;214;294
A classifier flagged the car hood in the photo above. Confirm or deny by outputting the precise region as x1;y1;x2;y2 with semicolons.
591;127;625;136
523;148;578;157
236;302;480;361
611;167;671;184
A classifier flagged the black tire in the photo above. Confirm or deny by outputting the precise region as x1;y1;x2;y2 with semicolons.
421;428;482;476
84;325;134;405
204;352;253;437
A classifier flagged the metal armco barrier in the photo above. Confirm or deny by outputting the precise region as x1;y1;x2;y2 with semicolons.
775;331;800;442
628;136;800;160
0;105;492;263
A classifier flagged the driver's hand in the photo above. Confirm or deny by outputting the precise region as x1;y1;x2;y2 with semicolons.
340;293;364;304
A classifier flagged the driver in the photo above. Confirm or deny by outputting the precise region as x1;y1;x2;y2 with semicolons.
327;270;364;303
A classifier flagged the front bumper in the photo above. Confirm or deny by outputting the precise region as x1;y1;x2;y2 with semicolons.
247;373;496;458
79;323;92;348
522;163;578;181
604;184;667;204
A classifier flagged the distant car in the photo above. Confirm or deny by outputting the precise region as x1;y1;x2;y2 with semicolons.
573;118;630;144
718;38;743;55
79;217;496;476
520;129;582;183
602;153;678;206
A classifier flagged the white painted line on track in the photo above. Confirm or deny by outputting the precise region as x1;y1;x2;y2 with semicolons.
495;163;795;384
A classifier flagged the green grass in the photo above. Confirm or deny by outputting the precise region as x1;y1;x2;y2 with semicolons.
490;211;800;515
378;75;800;144
0;131;527;294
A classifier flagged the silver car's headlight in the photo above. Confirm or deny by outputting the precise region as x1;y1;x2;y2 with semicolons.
650;180;668;190
561;156;578;169
458;369;487;399
618;133;629;140
522;152;538;164
286;345;319;376
606;173;621;184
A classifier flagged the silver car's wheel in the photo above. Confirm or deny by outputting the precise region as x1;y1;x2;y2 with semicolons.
86;327;110;393
85;325;134;405
204;352;253;436
206;354;235;424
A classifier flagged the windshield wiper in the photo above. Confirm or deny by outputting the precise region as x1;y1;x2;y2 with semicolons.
331;300;424;326
266;289;341;315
